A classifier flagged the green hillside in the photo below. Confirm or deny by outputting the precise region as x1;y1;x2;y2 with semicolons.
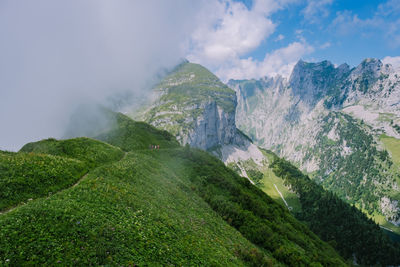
0;151;87;212
227;148;400;265
271;156;400;265
0;113;346;266
20;137;124;168
95;112;180;151
155;61;236;113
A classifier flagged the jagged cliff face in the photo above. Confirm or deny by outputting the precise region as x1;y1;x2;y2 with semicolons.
133;61;246;151
230;58;400;227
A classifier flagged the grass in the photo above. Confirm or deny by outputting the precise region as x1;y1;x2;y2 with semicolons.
20;137;124;168
0;151;270;266
0;112;347;266
95;112;180;151
0;151;87;212
260;168;302;212
381;134;400;166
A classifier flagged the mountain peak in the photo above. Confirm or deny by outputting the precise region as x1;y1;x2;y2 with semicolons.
354;58;382;74
289;59;343;106
293;59;334;70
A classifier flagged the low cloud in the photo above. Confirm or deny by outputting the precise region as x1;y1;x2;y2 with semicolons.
382;56;400;70
215;41;314;81
0;0;201;151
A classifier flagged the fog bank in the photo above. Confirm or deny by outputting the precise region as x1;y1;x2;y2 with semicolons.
0;0;201;151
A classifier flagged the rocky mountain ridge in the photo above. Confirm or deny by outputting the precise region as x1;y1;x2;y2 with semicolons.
229;58;400;228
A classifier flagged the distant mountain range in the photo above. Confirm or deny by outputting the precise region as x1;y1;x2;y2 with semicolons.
229;58;400;230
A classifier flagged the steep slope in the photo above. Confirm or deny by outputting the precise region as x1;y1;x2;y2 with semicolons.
271;155;400;265
229;58;400;230
0;113;347;266
133;61;248;152
20;137;124;167
0;150;87;212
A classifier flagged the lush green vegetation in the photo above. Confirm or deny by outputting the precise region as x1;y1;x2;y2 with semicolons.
95;112;180;151
158;62;236;113
1;150;272;266
0;151;87;212
260;167;302;212
173;148;345;266
308;112;399;217
393;124;400;134
381;134;400;166
20;137;124;168
271;156;400;265
0;113;347;266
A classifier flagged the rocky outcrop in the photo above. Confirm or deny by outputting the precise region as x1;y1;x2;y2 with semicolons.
289;60;350;107
133;61;247;151
180;100;243;150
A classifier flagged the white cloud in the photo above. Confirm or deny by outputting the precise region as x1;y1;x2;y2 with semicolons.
302;0;333;22
188;0;279;66
275;34;285;41
331;10;377;36
320;42;331;49
382;56;400;70
188;0;310;81
214;41;314;81
377;0;400;16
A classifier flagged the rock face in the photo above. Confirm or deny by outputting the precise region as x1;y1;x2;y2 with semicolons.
179;100;239;150
289;60;350;107
133;61;246;151
229;58;400;227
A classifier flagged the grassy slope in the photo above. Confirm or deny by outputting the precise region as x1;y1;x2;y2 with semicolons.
20;137;124;168
0;151;87;212
260;167;302;212
227;151;302;215
167;148;344;266
95;112;180;151
381;135;400;202
271;156;400;265
381;134;400;166
156;62;236;113
0;113;346;266
378;134;400;233
0;151;270;266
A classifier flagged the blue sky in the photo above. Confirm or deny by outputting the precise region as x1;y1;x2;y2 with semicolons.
187;0;400;80
255;0;400;65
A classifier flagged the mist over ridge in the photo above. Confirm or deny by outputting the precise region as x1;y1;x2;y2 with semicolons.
0;0;201;151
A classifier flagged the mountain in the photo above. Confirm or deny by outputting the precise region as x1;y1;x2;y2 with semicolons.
229;58;400;231
128;60;400;264
0;112;349;266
